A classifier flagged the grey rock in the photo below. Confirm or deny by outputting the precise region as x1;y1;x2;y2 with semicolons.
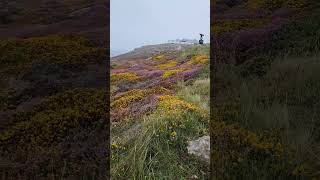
187;136;210;164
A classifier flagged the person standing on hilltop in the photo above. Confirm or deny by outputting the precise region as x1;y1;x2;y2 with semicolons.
199;34;204;44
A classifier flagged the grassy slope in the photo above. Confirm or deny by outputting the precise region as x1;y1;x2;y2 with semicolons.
111;46;210;179
212;0;320;178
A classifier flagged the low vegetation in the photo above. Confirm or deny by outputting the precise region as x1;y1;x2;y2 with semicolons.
111;45;210;178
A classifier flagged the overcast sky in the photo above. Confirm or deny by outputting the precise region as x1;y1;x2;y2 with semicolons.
110;0;210;55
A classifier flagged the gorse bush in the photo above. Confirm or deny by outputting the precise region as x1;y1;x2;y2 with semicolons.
110;72;140;84
157;95;198;113
111;87;171;109
0;88;106;152
162;68;190;79
187;55;209;65
155;60;178;69
152;54;166;61
0;35;107;75
211;121;288;178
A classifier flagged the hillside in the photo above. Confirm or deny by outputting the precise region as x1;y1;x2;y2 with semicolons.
111;44;210;179
0;1;108;178
0;35;107;179
211;0;320;178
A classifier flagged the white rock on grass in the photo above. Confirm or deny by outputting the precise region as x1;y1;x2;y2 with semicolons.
187;136;210;164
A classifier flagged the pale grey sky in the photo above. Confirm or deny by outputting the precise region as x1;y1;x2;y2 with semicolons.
110;0;210;55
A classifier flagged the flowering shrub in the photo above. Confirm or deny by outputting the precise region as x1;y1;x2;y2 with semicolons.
111;72;140;84
181;67;202;79
155;60;178;69
0;88;106;151
111;87;172;121
157;95;197;113
111;89;145;109
187;55;209;65
211;121;285;175
111;87;171;109
162;68;190;79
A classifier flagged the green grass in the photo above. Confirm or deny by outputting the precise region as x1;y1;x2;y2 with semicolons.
180;45;210;59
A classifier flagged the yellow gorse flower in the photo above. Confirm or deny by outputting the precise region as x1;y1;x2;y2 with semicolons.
111;72;140;84
156;60;178;69
153;54;165;61
162;68;190;79
187;55;209;65
170;131;177;137
157;95;197;113
111;87;171;109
